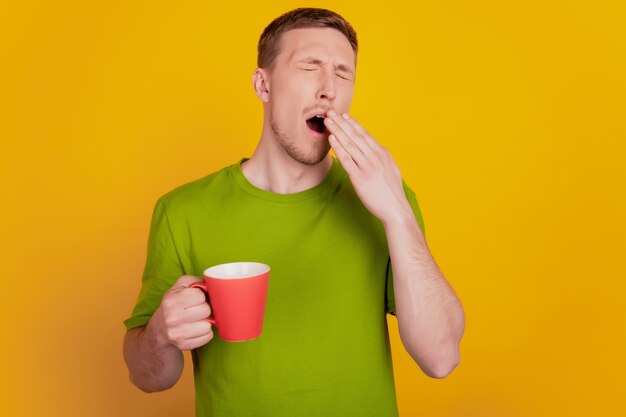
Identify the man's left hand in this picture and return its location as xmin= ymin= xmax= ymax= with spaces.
xmin=324 ymin=110 xmax=412 ymax=225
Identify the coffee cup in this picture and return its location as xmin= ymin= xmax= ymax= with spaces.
xmin=189 ymin=262 xmax=270 ymax=342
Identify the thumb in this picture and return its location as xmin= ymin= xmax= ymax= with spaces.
xmin=172 ymin=274 xmax=203 ymax=290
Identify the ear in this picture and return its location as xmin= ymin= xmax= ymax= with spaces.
xmin=252 ymin=68 xmax=270 ymax=103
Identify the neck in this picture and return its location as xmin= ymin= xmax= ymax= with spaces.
xmin=241 ymin=136 xmax=334 ymax=195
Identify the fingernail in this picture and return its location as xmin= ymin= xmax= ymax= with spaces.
xmin=341 ymin=113 xmax=349 ymax=119
xmin=325 ymin=117 xmax=334 ymax=125
xmin=328 ymin=110 xmax=337 ymax=116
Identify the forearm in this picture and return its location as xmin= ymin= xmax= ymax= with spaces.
xmin=123 ymin=316 xmax=184 ymax=392
xmin=383 ymin=206 xmax=465 ymax=378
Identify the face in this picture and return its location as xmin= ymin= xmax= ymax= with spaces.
xmin=254 ymin=27 xmax=356 ymax=165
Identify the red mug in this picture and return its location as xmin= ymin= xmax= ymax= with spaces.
xmin=189 ymin=262 xmax=270 ymax=342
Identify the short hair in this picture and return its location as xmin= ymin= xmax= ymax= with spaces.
xmin=257 ymin=7 xmax=358 ymax=71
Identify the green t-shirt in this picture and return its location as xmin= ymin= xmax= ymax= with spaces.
xmin=124 ymin=156 xmax=425 ymax=417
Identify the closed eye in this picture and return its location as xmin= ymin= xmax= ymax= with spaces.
xmin=301 ymin=68 xmax=351 ymax=80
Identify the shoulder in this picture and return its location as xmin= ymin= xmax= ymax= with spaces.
xmin=156 ymin=162 xmax=236 ymax=214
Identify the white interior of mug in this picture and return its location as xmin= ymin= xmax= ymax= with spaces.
xmin=204 ymin=262 xmax=270 ymax=279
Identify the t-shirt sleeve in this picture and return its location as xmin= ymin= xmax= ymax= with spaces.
xmin=123 ymin=196 xmax=186 ymax=330
xmin=385 ymin=180 xmax=425 ymax=316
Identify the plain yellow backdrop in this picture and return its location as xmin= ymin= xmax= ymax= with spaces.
xmin=1 ymin=1 xmax=624 ymax=416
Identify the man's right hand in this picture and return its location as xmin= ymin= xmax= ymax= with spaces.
xmin=147 ymin=275 xmax=214 ymax=351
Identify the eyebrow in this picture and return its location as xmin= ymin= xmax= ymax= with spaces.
xmin=296 ymin=56 xmax=354 ymax=75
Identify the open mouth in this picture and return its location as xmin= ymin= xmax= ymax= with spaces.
xmin=305 ymin=114 xmax=327 ymax=136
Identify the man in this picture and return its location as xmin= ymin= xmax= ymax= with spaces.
xmin=123 ymin=7 xmax=465 ymax=417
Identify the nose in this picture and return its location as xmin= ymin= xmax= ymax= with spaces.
xmin=317 ymin=71 xmax=337 ymax=102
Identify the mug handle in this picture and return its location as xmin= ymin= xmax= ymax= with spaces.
xmin=188 ymin=282 xmax=217 ymax=326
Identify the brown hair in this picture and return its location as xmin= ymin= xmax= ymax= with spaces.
xmin=257 ymin=8 xmax=358 ymax=71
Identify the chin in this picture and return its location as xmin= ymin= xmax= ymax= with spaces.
xmin=288 ymin=142 xmax=330 ymax=166
xmin=270 ymin=120 xmax=330 ymax=166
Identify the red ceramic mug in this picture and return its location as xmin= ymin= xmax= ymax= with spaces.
xmin=189 ymin=262 xmax=270 ymax=342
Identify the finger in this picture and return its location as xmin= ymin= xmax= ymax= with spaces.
xmin=341 ymin=113 xmax=383 ymax=151
xmin=325 ymin=117 xmax=368 ymax=168
xmin=333 ymin=112 xmax=374 ymax=154
xmin=172 ymin=320 xmax=214 ymax=350
xmin=329 ymin=134 xmax=358 ymax=175
xmin=180 ymin=319 xmax=214 ymax=339
xmin=180 ymin=286 xmax=209 ymax=307
xmin=181 ymin=302 xmax=212 ymax=322
xmin=177 ymin=331 xmax=214 ymax=351
xmin=173 ymin=275 xmax=203 ymax=289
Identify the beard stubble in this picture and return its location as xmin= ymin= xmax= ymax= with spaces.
xmin=270 ymin=118 xmax=330 ymax=166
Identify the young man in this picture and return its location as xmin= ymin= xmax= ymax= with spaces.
xmin=123 ymin=7 xmax=465 ymax=417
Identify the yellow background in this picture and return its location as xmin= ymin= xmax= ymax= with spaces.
xmin=1 ymin=1 xmax=624 ymax=416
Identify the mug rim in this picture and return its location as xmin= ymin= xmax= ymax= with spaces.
xmin=203 ymin=261 xmax=270 ymax=279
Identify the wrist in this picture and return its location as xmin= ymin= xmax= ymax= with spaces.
xmin=382 ymin=202 xmax=416 ymax=230
xmin=145 ymin=309 xmax=176 ymax=350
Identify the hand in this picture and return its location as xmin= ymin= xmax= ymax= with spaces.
xmin=148 ymin=275 xmax=214 ymax=351
xmin=324 ymin=110 xmax=413 ymax=225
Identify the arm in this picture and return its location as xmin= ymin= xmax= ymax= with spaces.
xmin=383 ymin=208 xmax=465 ymax=378
xmin=322 ymin=110 xmax=465 ymax=378
xmin=123 ymin=321 xmax=184 ymax=393
xmin=123 ymin=275 xmax=214 ymax=392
